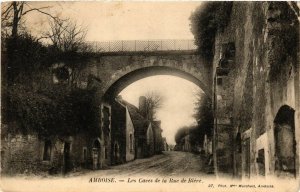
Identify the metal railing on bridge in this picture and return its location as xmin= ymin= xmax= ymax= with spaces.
xmin=87 ymin=39 xmax=197 ymax=53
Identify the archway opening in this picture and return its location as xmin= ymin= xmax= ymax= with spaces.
xmin=92 ymin=139 xmax=101 ymax=170
xmin=274 ymin=105 xmax=296 ymax=176
xmin=105 ymin=69 xmax=213 ymax=159
xmin=93 ymin=139 xmax=101 ymax=148
xmin=103 ymin=66 xmax=211 ymax=101
xmin=101 ymin=63 xmax=213 ymax=176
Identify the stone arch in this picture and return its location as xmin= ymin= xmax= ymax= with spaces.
xmin=93 ymin=138 xmax=101 ymax=148
xmin=102 ymin=65 xmax=211 ymax=101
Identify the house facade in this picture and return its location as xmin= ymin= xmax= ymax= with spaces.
xmin=111 ymin=97 xmax=135 ymax=165
xmin=182 ymin=134 xmax=192 ymax=152
xmin=120 ymin=98 xmax=156 ymax=159
xmin=162 ymin=137 xmax=169 ymax=151
xmin=133 ymin=120 xmax=154 ymax=159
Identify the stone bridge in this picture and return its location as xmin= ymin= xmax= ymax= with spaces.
xmin=82 ymin=50 xmax=212 ymax=102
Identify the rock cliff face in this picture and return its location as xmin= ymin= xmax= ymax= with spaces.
xmin=212 ymin=2 xmax=299 ymax=177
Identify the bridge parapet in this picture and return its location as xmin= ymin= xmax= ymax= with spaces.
xmin=87 ymin=39 xmax=197 ymax=53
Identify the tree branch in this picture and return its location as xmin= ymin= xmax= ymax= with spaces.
xmin=1 ymin=3 xmax=14 ymax=20
xmin=22 ymin=8 xmax=58 ymax=21
xmin=2 ymin=3 xmax=13 ymax=15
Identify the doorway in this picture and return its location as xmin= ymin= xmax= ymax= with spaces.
xmin=242 ymin=138 xmax=251 ymax=178
xmin=274 ymin=105 xmax=296 ymax=176
xmin=63 ymin=142 xmax=71 ymax=173
xmin=114 ymin=142 xmax=120 ymax=164
xmin=92 ymin=139 xmax=101 ymax=170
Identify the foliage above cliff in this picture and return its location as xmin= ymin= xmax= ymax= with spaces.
xmin=4 ymin=33 xmax=93 ymax=84
xmin=190 ymin=2 xmax=233 ymax=59
xmin=2 ymin=2 xmax=97 ymax=137
xmin=4 ymin=84 xmax=98 ymax=136
xmin=267 ymin=2 xmax=299 ymax=81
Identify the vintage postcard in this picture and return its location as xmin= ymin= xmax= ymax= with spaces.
xmin=1 ymin=1 xmax=300 ymax=192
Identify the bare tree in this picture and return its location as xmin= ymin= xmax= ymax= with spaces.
xmin=144 ymin=91 xmax=164 ymax=121
xmin=1 ymin=2 xmax=66 ymax=39
xmin=45 ymin=18 xmax=90 ymax=88
xmin=45 ymin=19 xmax=88 ymax=52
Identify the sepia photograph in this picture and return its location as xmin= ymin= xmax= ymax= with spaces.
xmin=0 ymin=1 xmax=300 ymax=192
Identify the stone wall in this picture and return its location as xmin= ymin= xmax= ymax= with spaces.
xmin=1 ymin=125 xmax=100 ymax=175
xmin=1 ymin=132 xmax=43 ymax=174
xmin=82 ymin=51 xmax=212 ymax=103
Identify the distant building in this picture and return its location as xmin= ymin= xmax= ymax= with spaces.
xmin=203 ymin=134 xmax=212 ymax=155
xmin=168 ymin=144 xmax=175 ymax=151
xmin=133 ymin=119 xmax=154 ymax=158
xmin=162 ymin=137 xmax=169 ymax=151
xmin=152 ymin=121 xmax=163 ymax=154
xmin=182 ymin=134 xmax=191 ymax=152
xmin=117 ymin=98 xmax=155 ymax=158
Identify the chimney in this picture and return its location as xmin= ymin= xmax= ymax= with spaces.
xmin=139 ymin=96 xmax=146 ymax=117
xmin=154 ymin=120 xmax=161 ymax=128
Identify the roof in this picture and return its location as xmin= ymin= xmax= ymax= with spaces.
xmin=116 ymin=97 xmax=151 ymax=136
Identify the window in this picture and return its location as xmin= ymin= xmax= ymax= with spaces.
xmin=52 ymin=66 xmax=70 ymax=84
xmin=43 ymin=140 xmax=52 ymax=161
xmin=235 ymin=132 xmax=241 ymax=153
xmin=102 ymin=106 xmax=111 ymax=134
xmin=105 ymin=147 xmax=108 ymax=159
xmin=129 ymin=134 xmax=133 ymax=153
xmin=217 ymin=77 xmax=223 ymax=86
xmin=83 ymin=147 xmax=87 ymax=161
xmin=217 ymin=42 xmax=235 ymax=76
xmin=257 ymin=149 xmax=265 ymax=176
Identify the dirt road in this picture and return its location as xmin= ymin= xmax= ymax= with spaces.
xmin=77 ymin=151 xmax=212 ymax=177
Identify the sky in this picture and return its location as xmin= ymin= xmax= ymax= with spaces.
xmin=22 ymin=1 xmax=202 ymax=41
xmin=120 ymin=75 xmax=203 ymax=145
xmin=21 ymin=2 xmax=204 ymax=145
